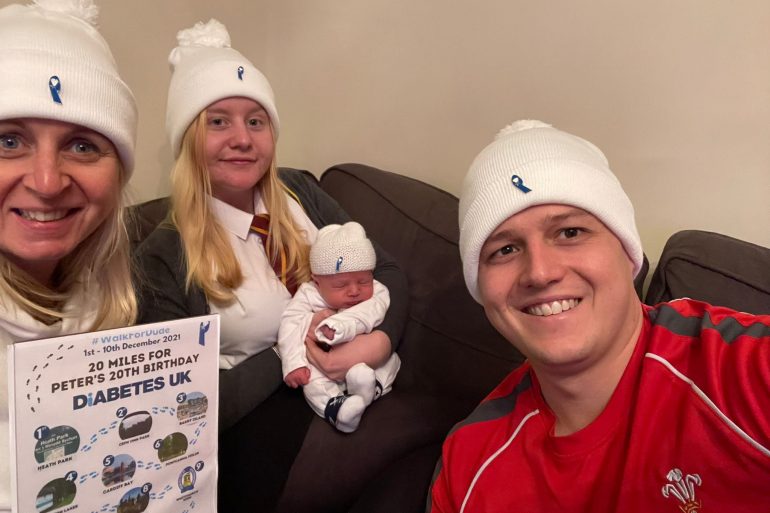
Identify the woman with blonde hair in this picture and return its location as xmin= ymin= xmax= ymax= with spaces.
xmin=136 ymin=19 xmax=407 ymax=510
xmin=0 ymin=1 xmax=137 ymax=510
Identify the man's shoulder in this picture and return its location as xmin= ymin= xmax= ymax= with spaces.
xmin=640 ymin=300 xmax=770 ymax=463
xmin=646 ymin=297 xmax=765 ymax=317
xmin=644 ymin=299 xmax=770 ymax=346
xmin=448 ymin=364 xmax=537 ymax=439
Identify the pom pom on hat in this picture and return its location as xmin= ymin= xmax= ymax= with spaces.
xmin=166 ymin=18 xmax=279 ymax=157
xmin=174 ymin=18 xmax=230 ymax=49
xmin=458 ymin=120 xmax=643 ymax=304
xmin=495 ymin=119 xmax=552 ymax=138
xmin=33 ymin=0 xmax=99 ymax=24
xmin=0 ymin=0 xmax=138 ymax=174
xmin=310 ymin=222 xmax=376 ymax=276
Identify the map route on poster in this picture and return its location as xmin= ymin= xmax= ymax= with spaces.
xmin=8 ymin=315 xmax=219 ymax=513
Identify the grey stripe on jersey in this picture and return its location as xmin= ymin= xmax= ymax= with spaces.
xmin=426 ymin=371 xmax=534 ymax=513
xmin=449 ymin=371 xmax=533 ymax=437
xmin=648 ymin=303 xmax=770 ymax=343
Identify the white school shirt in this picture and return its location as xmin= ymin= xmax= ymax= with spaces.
xmin=0 ymin=281 xmax=99 ymax=513
xmin=209 ymin=191 xmax=317 ymax=370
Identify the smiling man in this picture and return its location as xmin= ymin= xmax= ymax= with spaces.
xmin=428 ymin=120 xmax=770 ymax=512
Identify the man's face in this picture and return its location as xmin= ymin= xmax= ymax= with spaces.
xmin=314 ymin=270 xmax=375 ymax=310
xmin=477 ymin=204 xmax=641 ymax=374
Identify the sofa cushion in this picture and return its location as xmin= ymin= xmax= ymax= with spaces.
xmin=645 ymin=230 xmax=770 ymax=314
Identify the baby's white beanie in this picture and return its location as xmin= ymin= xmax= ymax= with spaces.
xmin=310 ymin=222 xmax=376 ymax=275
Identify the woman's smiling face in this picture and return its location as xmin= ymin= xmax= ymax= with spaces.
xmin=204 ymin=97 xmax=275 ymax=212
xmin=0 ymin=118 xmax=121 ymax=285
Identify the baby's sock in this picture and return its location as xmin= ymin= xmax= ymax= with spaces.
xmin=335 ymin=395 xmax=366 ymax=433
xmin=346 ymin=363 xmax=376 ymax=406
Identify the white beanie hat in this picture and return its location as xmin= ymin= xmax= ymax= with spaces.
xmin=310 ymin=222 xmax=377 ymax=276
xmin=459 ymin=120 xmax=643 ymax=304
xmin=166 ymin=19 xmax=279 ymax=157
xmin=0 ymin=0 xmax=138 ymax=175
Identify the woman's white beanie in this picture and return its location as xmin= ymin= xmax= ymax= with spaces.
xmin=310 ymin=222 xmax=377 ymax=276
xmin=459 ymin=120 xmax=643 ymax=304
xmin=0 ymin=0 xmax=138 ymax=174
xmin=166 ymin=18 xmax=279 ymax=157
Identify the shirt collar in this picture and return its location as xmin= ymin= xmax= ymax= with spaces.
xmin=210 ymin=191 xmax=267 ymax=241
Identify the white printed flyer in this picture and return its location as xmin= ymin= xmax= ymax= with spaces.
xmin=6 ymin=315 xmax=219 ymax=513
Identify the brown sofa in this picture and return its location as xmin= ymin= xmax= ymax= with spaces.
xmin=129 ymin=163 xmax=770 ymax=513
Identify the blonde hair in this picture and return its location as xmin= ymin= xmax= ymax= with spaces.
xmin=171 ymin=111 xmax=310 ymax=304
xmin=0 ymin=174 xmax=137 ymax=330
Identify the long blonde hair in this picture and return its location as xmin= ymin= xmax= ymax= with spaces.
xmin=171 ymin=111 xmax=310 ymax=304
xmin=0 ymin=177 xmax=137 ymax=330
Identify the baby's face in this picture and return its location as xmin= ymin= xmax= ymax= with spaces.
xmin=313 ymin=270 xmax=374 ymax=310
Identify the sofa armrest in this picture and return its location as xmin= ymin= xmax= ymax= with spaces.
xmin=645 ymin=230 xmax=770 ymax=314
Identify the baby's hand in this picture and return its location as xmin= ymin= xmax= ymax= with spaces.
xmin=319 ymin=325 xmax=336 ymax=341
xmin=306 ymin=309 xmax=335 ymax=344
xmin=284 ymin=367 xmax=311 ymax=388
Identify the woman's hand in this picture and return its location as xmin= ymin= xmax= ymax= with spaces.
xmin=305 ymin=330 xmax=391 ymax=382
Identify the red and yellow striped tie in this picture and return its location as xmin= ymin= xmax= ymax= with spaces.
xmin=250 ymin=214 xmax=297 ymax=295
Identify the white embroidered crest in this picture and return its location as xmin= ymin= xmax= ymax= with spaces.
xmin=661 ymin=468 xmax=702 ymax=512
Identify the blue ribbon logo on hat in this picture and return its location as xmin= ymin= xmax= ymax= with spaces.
xmin=49 ymin=76 xmax=62 ymax=104
xmin=237 ymin=66 xmax=244 ymax=80
xmin=335 ymin=256 xmax=344 ymax=272
xmin=511 ymin=174 xmax=531 ymax=193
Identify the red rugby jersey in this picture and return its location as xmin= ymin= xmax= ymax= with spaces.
xmin=429 ymin=300 xmax=770 ymax=513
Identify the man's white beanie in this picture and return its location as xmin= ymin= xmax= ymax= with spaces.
xmin=459 ymin=120 xmax=643 ymax=304
xmin=166 ymin=18 xmax=279 ymax=157
xmin=310 ymin=222 xmax=376 ymax=276
xmin=0 ymin=0 xmax=138 ymax=175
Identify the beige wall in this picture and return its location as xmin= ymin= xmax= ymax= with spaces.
xmin=5 ymin=0 xmax=769 ymax=265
